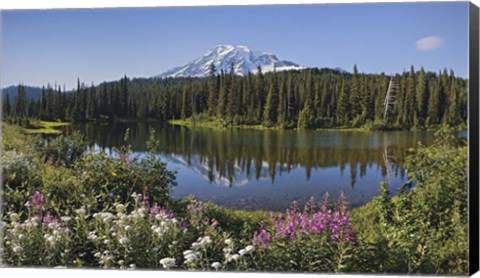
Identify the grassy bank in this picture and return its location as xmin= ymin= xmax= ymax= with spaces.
xmin=24 ymin=120 xmax=71 ymax=134
xmin=169 ymin=118 xmax=374 ymax=132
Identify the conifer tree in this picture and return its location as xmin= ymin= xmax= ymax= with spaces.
xmin=207 ymin=63 xmax=217 ymax=116
xmin=349 ymin=65 xmax=361 ymax=119
xmin=2 ymin=93 xmax=11 ymax=117
xmin=12 ymin=84 xmax=29 ymax=117
xmin=337 ymin=80 xmax=349 ymax=125
xmin=217 ymin=70 xmax=227 ymax=118
xmin=298 ymin=70 xmax=315 ymax=129
xmin=263 ymin=75 xmax=278 ymax=127
xmin=415 ymin=68 xmax=428 ymax=126
xmin=404 ymin=66 xmax=417 ymax=128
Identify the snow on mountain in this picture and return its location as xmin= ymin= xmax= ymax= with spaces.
xmin=156 ymin=45 xmax=304 ymax=78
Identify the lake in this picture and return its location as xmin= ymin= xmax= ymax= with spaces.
xmin=64 ymin=123 xmax=457 ymax=211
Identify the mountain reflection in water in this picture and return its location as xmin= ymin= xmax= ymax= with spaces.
xmin=65 ymin=122 xmax=450 ymax=211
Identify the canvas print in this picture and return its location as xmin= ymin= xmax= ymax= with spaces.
xmin=0 ymin=1 xmax=477 ymax=275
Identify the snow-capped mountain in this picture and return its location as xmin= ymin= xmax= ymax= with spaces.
xmin=157 ymin=45 xmax=304 ymax=78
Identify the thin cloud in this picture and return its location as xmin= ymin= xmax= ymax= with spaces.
xmin=416 ymin=36 xmax=444 ymax=51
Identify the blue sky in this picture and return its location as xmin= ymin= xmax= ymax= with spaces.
xmin=1 ymin=2 xmax=469 ymax=89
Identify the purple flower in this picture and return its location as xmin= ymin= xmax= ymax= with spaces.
xmin=150 ymin=203 xmax=174 ymax=219
xmin=32 ymin=191 xmax=45 ymax=210
xmin=259 ymin=195 xmax=356 ymax=245
xmin=43 ymin=213 xmax=63 ymax=228
xmin=253 ymin=229 xmax=272 ymax=249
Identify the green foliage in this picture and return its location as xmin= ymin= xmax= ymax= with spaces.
xmin=3 ymin=67 xmax=467 ymax=130
xmin=2 ymin=150 xmax=41 ymax=189
xmin=368 ymin=127 xmax=468 ymax=274
xmin=34 ymin=131 xmax=87 ymax=166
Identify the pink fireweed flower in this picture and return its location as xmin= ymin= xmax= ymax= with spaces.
xmin=32 ymin=191 xmax=45 ymax=210
xmin=328 ymin=211 xmax=355 ymax=243
xmin=252 ymin=229 xmax=272 ymax=249
xmin=43 ymin=213 xmax=64 ymax=228
xmin=265 ymin=197 xmax=356 ymax=244
xmin=150 ymin=203 xmax=174 ymax=220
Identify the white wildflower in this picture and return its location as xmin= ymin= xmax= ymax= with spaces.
xmin=211 ymin=262 xmax=222 ymax=270
xmin=231 ymin=254 xmax=240 ymax=261
xmin=18 ymin=234 xmax=25 ymax=240
xmin=115 ymin=204 xmax=125 ymax=211
xmin=87 ymin=232 xmax=98 ymax=240
xmin=159 ymin=257 xmax=176 ymax=269
xmin=12 ymin=245 xmax=23 ymax=253
xmin=191 ymin=242 xmax=201 ymax=249
xmin=245 ymin=245 xmax=255 ymax=252
xmin=125 ymin=225 xmax=132 ymax=231
xmin=223 ymin=247 xmax=233 ymax=254
xmin=224 ymin=238 xmax=233 ymax=245
xmin=119 ymin=237 xmax=130 ymax=245
xmin=75 ymin=207 xmax=86 ymax=215
xmin=183 ymin=250 xmax=194 ymax=256
xmin=46 ymin=235 xmax=57 ymax=244
xmin=238 ymin=249 xmax=247 ymax=256
xmin=60 ymin=216 xmax=71 ymax=222
xmin=200 ymin=236 xmax=212 ymax=246
xmin=184 ymin=253 xmax=198 ymax=264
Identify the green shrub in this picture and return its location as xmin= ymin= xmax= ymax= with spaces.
xmin=372 ymin=127 xmax=468 ymax=274
xmin=34 ymin=131 xmax=87 ymax=166
xmin=2 ymin=150 xmax=41 ymax=189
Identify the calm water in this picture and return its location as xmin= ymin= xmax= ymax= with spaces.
xmin=65 ymin=123 xmax=458 ymax=211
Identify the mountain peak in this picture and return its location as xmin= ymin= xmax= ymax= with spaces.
xmin=157 ymin=45 xmax=304 ymax=78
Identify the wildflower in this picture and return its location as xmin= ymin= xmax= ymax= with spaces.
xmin=13 ymin=245 xmax=24 ymax=253
xmin=119 ymin=237 xmax=130 ymax=245
xmin=238 ymin=249 xmax=247 ymax=256
xmin=253 ymin=229 xmax=272 ymax=249
xmin=18 ymin=234 xmax=25 ymax=240
xmin=211 ymin=262 xmax=222 ymax=270
xmin=191 ymin=242 xmax=201 ymax=249
xmin=115 ymin=203 xmax=125 ymax=212
xmin=200 ymin=236 xmax=212 ymax=246
xmin=87 ymin=232 xmax=98 ymax=241
xmin=45 ymin=235 xmax=57 ymax=244
xmin=223 ymin=247 xmax=233 ymax=254
xmin=9 ymin=213 xmax=19 ymax=221
xmin=231 ymin=254 xmax=240 ymax=261
xmin=184 ymin=253 xmax=198 ymax=264
xmin=32 ymin=191 xmax=45 ymax=210
xmin=60 ymin=216 xmax=71 ymax=222
xmin=125 ymin=225 xmax=132 ymax=231
xmin=75 ymin=207 xmax=86 ymax=216
xmin=224 ymin=238 xmax=233 ymax=245
xmin=245 ymin=245 xmax=255 ymax=252
xmin=159 ymin=257 xmax=176 ymax=269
